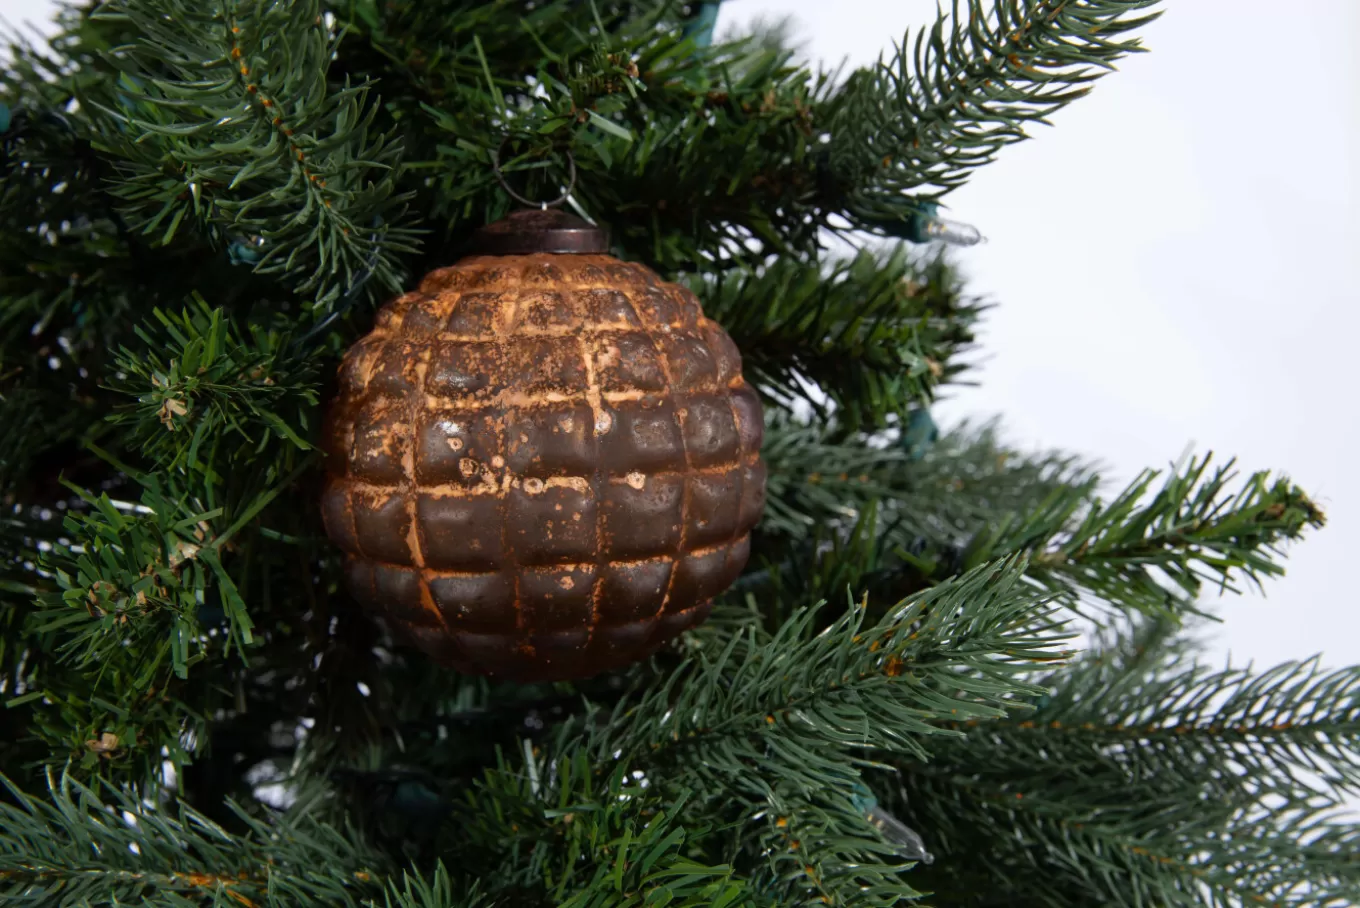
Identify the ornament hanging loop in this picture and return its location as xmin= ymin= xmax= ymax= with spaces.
xmin=490 ymin=139 xmax=577 ymax=211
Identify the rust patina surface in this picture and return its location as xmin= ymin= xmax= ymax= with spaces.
xmin=321 ymin=250 xmax=765 ymax=681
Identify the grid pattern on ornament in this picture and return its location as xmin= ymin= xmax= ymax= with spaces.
xmin=320 ymin=255 xmax=765 ymax=671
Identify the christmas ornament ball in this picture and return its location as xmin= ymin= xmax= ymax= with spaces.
xmin=320 ymin=210 xmax=765 ymax=682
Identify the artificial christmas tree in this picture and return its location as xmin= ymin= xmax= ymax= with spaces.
xmin=0 ymin=1 xmax=1352 ymax=907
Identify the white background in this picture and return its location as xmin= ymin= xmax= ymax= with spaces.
xmin=6 ymin=0 xmax=1357 ymax=672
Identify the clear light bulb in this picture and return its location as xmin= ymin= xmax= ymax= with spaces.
xmin=922 ymin=215 xmax=984 ymax=246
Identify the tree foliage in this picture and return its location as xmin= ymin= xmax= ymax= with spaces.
xmin=0 ymin=771 xmax=385 ymax=906
xmin=2 ymin=1 xmax=1349 ymax=906
xmin=897 ymin=616 xmax=1360 ymax=906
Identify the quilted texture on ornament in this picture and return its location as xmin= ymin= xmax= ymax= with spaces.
xmin=321 ymin=254 xmax=765 ymax=681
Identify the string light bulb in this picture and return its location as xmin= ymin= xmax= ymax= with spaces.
xmin=682 ymin=1 xmax=723 ymax=49
xmin=850 ymin=783 xmax=935 ymax=865
xmin=227 ymin=234 xmax=265 ymax=266
xmin=911 ymin=201 xmax=984 ymax=247
xmin=921 ymin=214 xmax=983 ymax=246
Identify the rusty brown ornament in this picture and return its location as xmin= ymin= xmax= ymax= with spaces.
xmin=321 ymin=211 xmax=765 ymax=682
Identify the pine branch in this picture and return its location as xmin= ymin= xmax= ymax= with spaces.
xmin=904 ymin=796 xmax=1360 ymax=908
xmin=808 ymin=445 xmax=1324 ymax=621
xmin=1028 ymin=630 xmax=1360 ymax=802
xmin=451 ymin=751 xmax=761 ymax=907
xmin=740 ymin=784 xmax=924 ymax=908
xmin=332 ymin=0 xmax=829 ymax=271
xmin=894 ymin=618 xmax=1360 ymax=907
xmin=893 ymin=420 xmax=1101 ymax=545
xmin=1 ymin=32 xmax=142 ymax=458
xmin=610 ymin=559 xmax=1063 ymax=767
xmin=327 ymin=0 xmax=665 ymax=128
xmin=84 ymin=0 xmax=420 ymax=311
xmin=326 ymin=0 xmax=663 ymax=226
xmin=383 ymin=862 xmax=490 ymax=908
xmin=2 ymin=13 xmax=137 ymax=283
xmin=107 ymin=299 xmax=320 ymax=472
xmin=758 ymin=418 xmax=1094 ymax=545
xmin=0 ymin=771 xmax=385 ymax=907
xmin=975 ymin=453 xmax=1325 ymax=618
xmin=699 ymin=246 xmax=982 ymax=428
xmin=558 ymin=560 xmax=1067 ymax=906
xmin=16 ymin=458 xmax=311 ymax=780
xmin=573 ymin=35 xmax=825 ymax=269
xmin=745 ymin=419 xmax=1098 ymax=631
xmin=818 ymin=0 xmax=1165 ymax=232
xmin=2 ymin=20 xmax=297 ymax=446
xmin=762 ymin=420 xmax=1323 ymax=628
xmin=757 ymin=416 xmax=917 ymax=540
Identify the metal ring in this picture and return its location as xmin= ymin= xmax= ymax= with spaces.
xmin=490 ymin=139 xmax=576 ymax=210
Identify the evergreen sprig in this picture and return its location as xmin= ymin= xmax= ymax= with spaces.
xmin=0 ymin=771 xmax=385 ymax=907
xmin=574 ymin=33 xmax=823 ymax=268
xmin=700 ymin=246 xmax=981 ymax=428
xmin=406 ymin=15 xmax=826 ymax=271
xmin=107 ymin=299 xmax=320 ymax=471
xmin=453 ymin=751 xmax=760 ymax=907
xmin=85 ymin=0 xmax=419 ymax=311
xmin=895 ymin=420 xmax=1100 ymax=545
xmin=762 ymin=423 xmax=1323 ymax=621
xmin=569 ymin=560 xmax=1068 ymax=906
xmin=608 ymin=559 xmax=1064 ymax=769
xmin=739 ymin=783 xmax=922 ymax=908
xmin=749 ymin=429 xmax=1324 ymax=658
xmin=963 ymin=453 xmax=1326 ymax=618
xmin=37 ymin=474 xmax=254 ymax=666
xmin=758 ymin=419 xmax=1093 ymax=545
xmin=757 ymin=416 xmax=916 ymax=540
xmin=896 ymin=618 xmax=1360 ymax=906
xmin=14 ymin=461 xmax=306 ymax=780
xmin=819 ymin=0 xmax=1165 ymax=233
xmin=383 ymin=863 xmax=489 ymax=908
xmin=1041 ymin=615 xmax=1360 ymax=801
